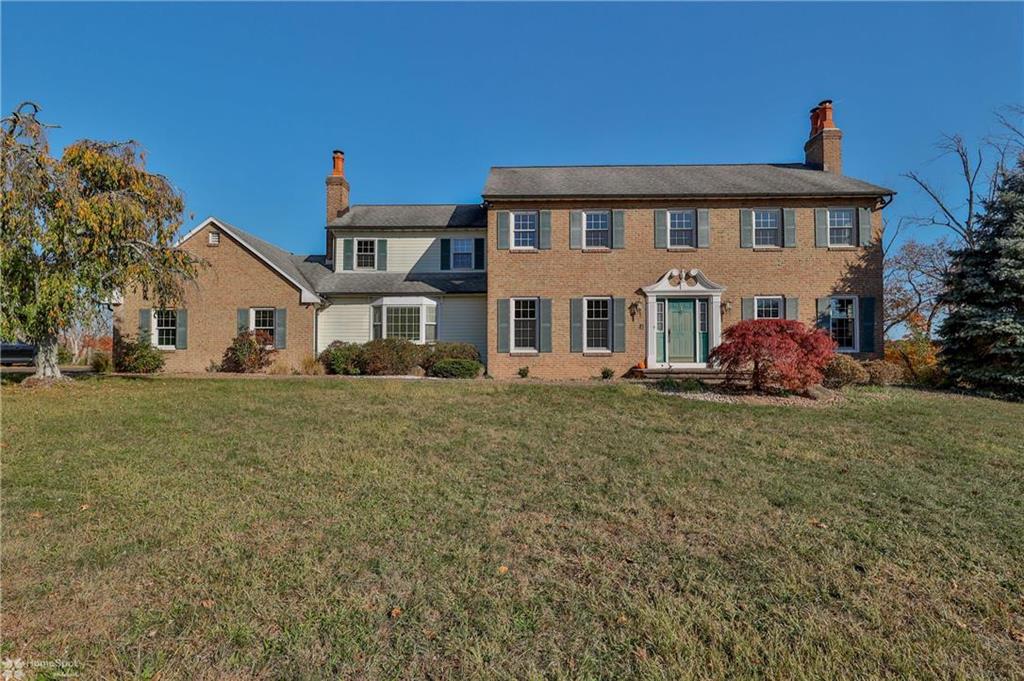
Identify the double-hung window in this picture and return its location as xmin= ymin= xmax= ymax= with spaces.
xmin=512 ymin=298 xmax=538 ymax=352
xmin=828 ymin=208 xmax=856 ymax=246
xmin=355 ymin=239 xmax=376 ymax=269
xmin=451 ymin=238 xmax=474 ymax=270
xmin=584 ymin=297 xmax=611 ymax=352
xmin=753 ymin=209 xmax=781 ymax=247
xmin=512 ymin=212 xmax=538 ymax=249
xmin=754 ymin=296 xmax=783 ymax=320
xmin=830 ymin=296 xmax=858 ymax=351
xmin=668 ymin=210 xmax=696 ymax=248
xmin=584 ymin=211 xmax=611 ymax=249
xmin=253 ymin=308 xmax=276 ymax=344
xmin=154 ymin=310 xmax=177 ymax=349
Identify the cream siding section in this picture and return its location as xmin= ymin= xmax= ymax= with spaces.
xmin=316 ymin=296 xmax=371 ymax=353
xmin=332 ymin=231 xmax=485 ymax=273
xmin=439 ymin=295 xmax=487 ymax=358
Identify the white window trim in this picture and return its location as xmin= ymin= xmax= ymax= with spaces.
xmin=753 ymin=295 xmax=784 ymax=320
xmin=510 ymin=211 xmax=539 ymax=251
xmin=152 ymin=309 xmax=177 ymax=350
xmin=752 ymin=208 xmax=783 ymax=248
xmin=355 ymin=238 xmax=377 ymax=271
xmin=583 ymin=296 xmax=612 ymax=353
xmin=830 ymin=294 xmax=860 ymax=352
xmin=450 ymin=238 xmax=475 ymax=271
xmin=510 ymin=297 xmax=539 ymax=353
xmin=582 ymin=210 xmax=612 ymax=250
xmin=248 ymin=307 xmax=277 ymax=348
xmin=667 ymin=209 xmax=697 ymax=249
xmin=827 ymin=207 xmax=857 ymax=248
xmin=369 ymin=297 xmax=438 ymax=345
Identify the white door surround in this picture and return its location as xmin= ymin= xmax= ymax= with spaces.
xmin=642 ymin=268 xmax=726 ymax=369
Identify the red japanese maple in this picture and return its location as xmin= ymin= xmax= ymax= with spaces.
xmin=709 ymin=320 xmax=835 ymax=392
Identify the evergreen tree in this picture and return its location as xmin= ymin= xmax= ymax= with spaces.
xmin=937 ymin=154 xmax=1024 ymax=400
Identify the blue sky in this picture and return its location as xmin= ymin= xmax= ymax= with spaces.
xmin=3 ymin=2 xmax=1021 ymax=255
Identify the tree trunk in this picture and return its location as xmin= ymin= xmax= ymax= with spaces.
xmin=34 ymin=335 xmax=63 ymax=380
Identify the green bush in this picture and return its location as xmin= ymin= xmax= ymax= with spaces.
xmin=57 ymin=344 xmax=75 ymax=365
xmin=116 ymin=335 xmax=165 ymax=373
xmin=654 ymin=376 xmax=704 ymax=393
xmin=518 ymin=366 xmax=530 ymax=378
xmin=822 ymin=354 xmax=869 ymax=389
xmin=419 ymin=342 xmax=481 ymax=374
xmin=429 ymin=358 xmax=482 ymax=379
xmin=90 ymin=351 xmax=112 ymax=374
xmin=221 ymin=331 xmax=277 ymax=373
xmin=600 ymin=367 xmax=615 ymax=380
xmin=360 ymin=338 xmax=423 ymax=375
xmin=862 ymin=359 xmax=903 ymax=386
xmin=319 ymin=341 xmax=364 ymax=375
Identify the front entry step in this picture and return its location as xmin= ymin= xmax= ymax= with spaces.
xmin=634 ymin=366 xmax=745 ymax=385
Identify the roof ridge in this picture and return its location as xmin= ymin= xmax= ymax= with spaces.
xmin=488 ymin=162 xmax=808 ymax=170
xmin=351 ymin=203 xmax=483 ymax=207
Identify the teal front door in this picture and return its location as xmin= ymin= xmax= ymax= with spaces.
xmin=668 ymin=299 xmax=696 ymax=363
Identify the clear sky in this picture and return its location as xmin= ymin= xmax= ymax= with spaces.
xmin=3 ymin=2 xmax=1022 ymax=255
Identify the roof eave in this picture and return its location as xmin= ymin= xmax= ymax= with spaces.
xmin=482 ymin=190 xmax=896 ymax=201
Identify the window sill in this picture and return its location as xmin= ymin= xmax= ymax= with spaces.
xmin=667 ymin=246 xmax=697 ymax=252
xmin=157 ymin=347 xmax=176 ymax=352
xmin=752 ymin=246 xmax=783 ymax=252
xmin=509 ymin=247 xmax=540 ymax=253
xmin=836 ymin=347 xmax=859 ymax=353
xmin=827 ymin=246 xmax=859 ymax=252
xmin=582 ymin=247 xmax=612 ymax=253
xmin=583 ymin=350 xmax=612 ymax=356
xmin=509 ymin=350 xmax=539 ymax=356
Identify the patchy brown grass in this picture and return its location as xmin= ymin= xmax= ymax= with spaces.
xmin=2 ymin=378 xmax=1023 ymax=679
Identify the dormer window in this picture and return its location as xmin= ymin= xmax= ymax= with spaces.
xmin=451 ymin=238 xmax=474 ymax=270
xmin=355 ymin=239 xmax=376 ymax=269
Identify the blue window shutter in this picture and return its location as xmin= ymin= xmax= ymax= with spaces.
xmin=569 ymin=211 xmax=582 ymax=249
xmin=342 ymin=238 xmax=354 ymax=270
xmin=496 ymin=299 xmax=509 ymax=353
xmin=785 ymin=297 xmax=799 ymax=321
xmin=741 ymin=298 xmax=754 ymax=320
xmin=859 ymin=297 xmax=876 ymax=353
xmin=175 ymin=310 xmax=188 ymax=349
xmin=274 ymin=308 xmax=287 ymax=349
xmin=654 ymin=210 xmax=667 ymax=249
xmin=440 ymin=238 xmax=451 ymax=270
xmin=138 ymin=308 xmax=151 ymax=340
xmin=815 ymin=209 xmax=828 ymax=247
xmin=740 ymin=210 xmax=753 ymax=248
xmin=697 ymin=209 xmax=711 ymax=248
xmin=611 ymin=210 xmax=626 ymax=249
xmin=612 ymin=297 xmax=626 ymax=352
xmin=474 ymin=238 xmax=485 ymax=270
xmin=816 ymin=298 xmax=831 ymax=330
xmin=539 ymin=211 xmax=551 ymax=249
xmin=570 ymin=298 xmax=583 ymax=352
xmin=496 ymin=211 xmax=510 ymax=250
xmin=376 ymin=239 xmax=387 ymax=271
xmin=237 ymin=308 xmax=250 ymax=335
xmin=858 ymin=207 xmax=873 ymax=247
xmin=539 ymin=298 xmax=552 ymax=352
xmin=783 ymin=209 xmax=797 ymax=247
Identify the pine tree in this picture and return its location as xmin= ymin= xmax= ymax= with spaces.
xmin=937 ymin=154 xmax=1024 ymax=400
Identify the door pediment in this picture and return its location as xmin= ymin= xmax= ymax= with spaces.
xmin=642 ymin=269 xmax=726 ymax=296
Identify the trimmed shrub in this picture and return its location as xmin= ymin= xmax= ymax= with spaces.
xmin=862 ymin=359 xmax=902 ymax=386
xmin=518 ymin=366 xmax=530 ymax=378
xmin=116 ymin=335 xmax=165 ymax=373
xmin=90 ymin=351 xmax=112 ymax=374
xmin=600 ymin=367 xmax=615 ymax=380
xmin=319 ymin=341 xmax=364 ymax=375
xmin=419 ymin=342 xmax=481 ymax=374
xmin=220 ymin=331 xmax=277 ymax=373
xmin=709 ymin=320 xmax=834 ymax=392
xmin=822 ymin=354 xmax=869 ymax=389
xmin=654 ymin=377 xmax=704 ymax=393
xmin=360 ymin=338 xmax=423 ymax=375
xmin=300 ymin=354 xmax=325 ymax=376
xmin=885 ymin=336 xmax=942 ymax=386
xmin=430 ymin=358 xmax=482 ymax=378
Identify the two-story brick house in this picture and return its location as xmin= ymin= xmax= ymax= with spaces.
xmin=114 ymin=100 xmax=893 ymax=378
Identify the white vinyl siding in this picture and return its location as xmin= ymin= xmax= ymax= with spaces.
xmin=438 ymin=295 xmax=487 ymax=359
xmin=334 ymin=231 xmax=485 ymax=273
xmin=316 ymin=296 xmax=372 ymax=352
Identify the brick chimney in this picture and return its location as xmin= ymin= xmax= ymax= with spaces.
xmin=325 ymin=150 xmax=349 ymax=261
xmin=803 ymin=100 xmax=843 ymax=174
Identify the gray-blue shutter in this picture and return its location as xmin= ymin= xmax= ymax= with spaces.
xmin=496 ymin=299 xmax=509 ymax=353
xmin=569 ymin=298 xmax=583 ymax=352
xmin=496 ymin=211 xmax=510 ymax=250
xmin=237 ymin=308 xmax=249 ymax=335
xmin=741 ymin=298 xmax=754 ymax=320
xmin=175 ymin=310 xmax=188 ymax=349
xmin=474 ymin=238 xmax=485 ymax=270
xmin=611 ymin=210 xmax=626 ymax=249
xmin=740 ymin=210 xmax=753 ymax=248
xmin=785 ymin=297 xmax=799 ymax=320
xmin=816 ymin=298 xmax=831 ymax=330
xmin=539 ymin=298 xmax=552 ymax=352
xmin=783 ymin=209 xmax=797 ymax=248
xmin=859 ymin=297 xmax=876 ymax=353
xmin=376 ymin=239 xmax=387 ymax=271
xmin=440 ymin=238 xmax=451 ymax=270
xmin=539 ymin=211 xmax=551 ymax=249
xmin=858 ymin=207 xmax=873 ymax=247
xmin=654 ymin=210 xmax=667 ymax=249
xmin=342 ymin=238 xmax=354 ymax=270
xmin=138 ymin=308 xmax=151 ymax=340
xmin=569 ymin=211 xmax=583 ymax=249
xmin=815 ymin=209 xmax=828 ymax=248
xmin=274 ymin=308 xmax=287 ymax=349
xmin=697 ymin=209 xmax=710 ymax=248
xmin=612 ymin=297 xmax=626 ymax=352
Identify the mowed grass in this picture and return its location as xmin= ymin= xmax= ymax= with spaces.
xmin=2 ymin=378 xmax=1023 ymax=680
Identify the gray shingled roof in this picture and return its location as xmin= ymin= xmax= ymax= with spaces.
xmin=292 ymin=256 xmax=486 ymax=295
xmin=482 ymin=164 xmax=894 ymax=199
xmin=328 ymin=204 xmax=487 ymax=229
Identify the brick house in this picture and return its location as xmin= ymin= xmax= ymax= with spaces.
xmin=114 ymin=100 xmax=893 ymax=378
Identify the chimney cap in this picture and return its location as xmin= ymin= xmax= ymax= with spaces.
xmin=818 ymin=99 xmax=833 ymax=106
xmin=333 ymin=149 xmax=345 ymax=156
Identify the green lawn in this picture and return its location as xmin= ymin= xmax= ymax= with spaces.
xmin=3 ymin=378 xmax=1023 ymax=679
